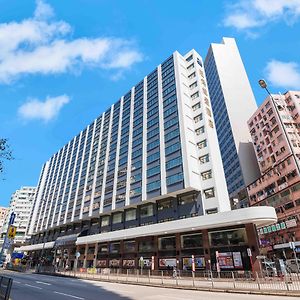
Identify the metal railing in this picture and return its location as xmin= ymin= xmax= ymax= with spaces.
xmin=0 ymin=276 xmax=13 ymax=300
xmin=38 ymin=267 xmax=300 ymax=293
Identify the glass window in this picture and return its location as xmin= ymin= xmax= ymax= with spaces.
xmin=110 ymin=242 xmax=120 ymax=253
xmin=195 ymin=126 xmax=204 ymax=135
xmin=197 ymin=139 xmax=207 ymax=149
xmin=199 ymin=154 xmax=209 ymax=164
xmin=124 ymin=240 xmax=135 ymax=253
xmin=201 ymin=170 xmax=212 ymax=180
xmin=166 ymin=157 xmax=182 ymax=170
xmin=147 ymin=165 xmax=160 ymax=177
xmin=112 ymin=212 xmax=122 ymax=224
xmin=192 ymin=102 xmax=201 ymax=111
xmin=101 ymin=216 xmax=110 ymax=227
xmin=140 ymin=204 xmax=154 ymax=218
xmin=139 ymin=240 xmax=154 ymax=252
xmin=178 ymin=193 xmax=196 ymax=205
xmin=194 ymin=114 xmax=203 ymax=123
xmin=181 ymin=233 xmax=203 ymax=249
xmin=125 ymin=209 xmax=136 ymax=221
xmin=147 ymin=180 xmax=161 ymax=192
xmin=209 ymin=228 xmax=248 ymax=246
xmin=166 ymin=173 xmax=183 ymax=185
xmin=158 ymin=236 xmax=176 ymax=250
xmin=204 ymin=188 xmax=214 ymax=198
xmin=158 ymin=199 xmax=173 ymax=210
xmin=164 ymin=117 xmax=178 ymax=130
xmin=165 ymin=143 xmax=181 ymax=155
xmin=147 ymin=152 xmax=160 ymax=163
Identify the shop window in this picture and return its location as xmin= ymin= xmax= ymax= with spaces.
xmin=209 ymin=228 xmax=247 ymax=246
xmin=110 ymin=242 xmax=120 ymax=254
xmin=97 ymin=243 xmax=108 ymax=254
xmin=139 ymin=240 xmax=154 ymax=252
xmin=158 ymin=236 xmax=176 ymax=250
xmin=140 ymin=204 xmax=154 ymax=218
xmin=87 ymin=246 xmax=95 ymax=254
xmin=181 ymin=233 xmax=202 ymax=249
xmin=124 ymin=240 xmax=135 ymax=253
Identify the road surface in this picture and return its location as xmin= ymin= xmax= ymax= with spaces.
xmin=1 ymin=270 xmax=298 ymax=300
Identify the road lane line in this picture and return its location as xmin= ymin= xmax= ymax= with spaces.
xmin=25 ymin=284 xmax=42 ymax=290
xmin=36 ymin=281 xmax=52 ymax=285
xmin=14 ymin=280 xmax=21 ymax=283
xmin=54 ymin=291 xmax=84 ymax=299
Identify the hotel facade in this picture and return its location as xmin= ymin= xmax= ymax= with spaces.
xmin=21 ymin=48 xmax=276 ymax=272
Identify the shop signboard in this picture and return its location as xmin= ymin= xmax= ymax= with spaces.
xmin=143 ymin=258 xmax=152 ymax=268
xmin=109 ymin=259 xmax=120 ymax=268
xmin=96 ymin=260 xmax=107 ymax=268
xmin=123 ymin=259 xmax=135 ymax=268
xmin=159 ymin=258 xmax=176 ymax=268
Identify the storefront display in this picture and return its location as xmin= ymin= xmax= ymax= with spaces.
xmin=96 ymin=260 xmax=107 ymax=268
xmin=159 ymin=258 xmax=176 ymax=267
xmin=182 ymin=257 xmax=205 ymax=269
xmin=123 ymin=259 xmax=135 ymax=268
xmin=109 ymin=259 xmax=120 ymax=267
xmin=217 ymin=252 xmax=243 ymax=269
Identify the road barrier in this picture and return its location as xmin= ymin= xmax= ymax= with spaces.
xmin=0 ymin=276 xmax=13 ymax=300
xmin=39 ymin=267 xmax=300 ymax=293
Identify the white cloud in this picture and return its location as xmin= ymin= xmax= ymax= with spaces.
xmin=265 ymin=60 xmax=300 ymax=89
xmin=224 ymin=0 xmax=300 ymax=31
xmin=18 ymin=95 xmax=70 ymax=122
xmin=0 ymin=0 xmax=143 ymax=83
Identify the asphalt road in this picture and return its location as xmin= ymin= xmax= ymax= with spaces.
xmin=1 ymin=270 xmax=298 ymax=300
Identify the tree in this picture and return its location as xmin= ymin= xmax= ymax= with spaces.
xmin=0 ymin=138 xmax=13 ymax=174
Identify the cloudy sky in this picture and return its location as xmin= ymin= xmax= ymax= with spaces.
xmin=0 ymin=0 xmax=300 ymax=205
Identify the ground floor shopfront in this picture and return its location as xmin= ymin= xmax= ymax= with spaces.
xmin=21 ymin=207 xmax=277 ymax=272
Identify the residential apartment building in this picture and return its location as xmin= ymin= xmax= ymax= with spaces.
xmin=247 ymin=91 xmax=300 ymax=258
xmin=1 ymin=187 xmax=36 ymax=245
xmin=204 ymin=38 xmax=260 ymax=208
xmin=0 ymin=207 xmax=8 ymax=232
xmin=21 ymin=49 xmax=276 ymax=272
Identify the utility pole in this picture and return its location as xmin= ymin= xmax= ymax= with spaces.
xmin=0 ymin=212 xmax=16 ymax=263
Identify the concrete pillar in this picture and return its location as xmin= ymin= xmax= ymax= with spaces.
xmin=93 ymin=243 xmax=98 ymax=268
xmin=202 ymin=229 xmax=211 ymax=270
xmin=245 ymin=223 xmax=260 ymax=273
xmin=83 ymin=244 xmax=88 ymax=268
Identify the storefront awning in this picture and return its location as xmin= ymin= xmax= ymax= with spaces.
xmin=19 ymin=241 xmax=55 ymax=252
xmin=76 ymin=206 xmax=277 ymax=245
xmin=54 ymin=233 xmax=80 ymax=247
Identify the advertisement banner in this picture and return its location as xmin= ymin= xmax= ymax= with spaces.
xmin=109 ymin=259 xmax=120 ymax=267
xmin=159 ymin=258 xmax=176 ymax=268
xmin=232 ymin=252 xmax=243 ymax=269
xmin=218 ymin=252 xmax=234 ymax=269
xmin=182 ymin=257 xmax=205 ymax=269
xmin=96 ymin=260 xmax=107 ymax=268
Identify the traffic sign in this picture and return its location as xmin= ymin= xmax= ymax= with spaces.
xmin=7 ymin=225 xmax=17 ymax=239
xmin=247 ymin=248 xmax=252 ymax=257
xmin=9 ymin=212 xmax=16 ymax=225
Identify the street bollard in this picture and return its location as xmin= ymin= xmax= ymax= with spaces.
xmin=161 ymin=271 xmax=164 ymax=285
xmin=192 ymin=271 xmax=195 ymax=287
xmin=232 ymin=271 xmax=236 ymax=289
xmin=148 ymin=269 xmax=151 ymax=283
xmin=256 ymin=272 xmax=261 ymax=290
xmin=137 ymin=269 xmax=139 ymax=282
xmin=126 ymin=269 xmax=129 ymax=282
xmin=210 ymin=271 xmax=214 ymax=288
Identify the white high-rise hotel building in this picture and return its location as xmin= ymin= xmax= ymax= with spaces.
xmin=23 ymin=44 xmax=275 ymax=272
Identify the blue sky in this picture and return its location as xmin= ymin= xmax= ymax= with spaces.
xmin=1 ymin=0 xmax=300 ymax=206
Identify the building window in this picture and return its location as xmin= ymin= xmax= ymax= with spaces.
xmin=194 ymin=114 xmax=203 ymax=123
xmin=204 ymin=188 xmax=215 ymax=198
xmin=195 ymin=126 xmax=205 ymax=135
xmin=101 ymin=216 xmax=110 ymax=227
xmin=201 ymin=170 xmax=212 ymax=180
xmin=186 ymin=54 xmax=193 ymax=62
xmin=147 ymin=180 xmax=161 ymax=192
xmin=147 ymin=165 xmax=161 ymax=177
xmin=197 ymin=139 xmax=207 ymax=149
xmin=205 ymin=208 xmax=218 ymax=214
xmin=125 ymin=209 xmax=136 ymax=221
xmin=166 ymin=173 xmax=183 ymax=185
xmin=188 ymin=72 xmax=196 ymax=79
xmin=110 ymin=242 xmax=120 ymax=253
xmin=124 ymin=240 xmax=135 ymax=253
xmin=158 ymin=199 xmax=173 ymax=210
xmin=187 ymin=63 xmax=194 ymax=71
xmin=166 ymin=157 xmax=182 ymax=170
xmin=178 ymin=193 xmax=196 ymax=205
xmin=181 ymin=233 xmax=203 ymax=249
xmin=165 ymin=143 xmax=181 ymax=155
xmin=139 ymin=240 xmax=154 ymax=252
xmin=192 ymin=102 xmax=201 ymax=111
xmin=140 ymin=204 xmax=154 ymax=218
xmin=209 ymin=228 xmax=247 ymax=246
xmin=189 ymin=81 xmax=197 ymax=89
xmin=199 ymin=154 xmax=209 ymax=164
xmin=112 ymin=213 xmax=122 ymax=224
xmin=158 ymin=236 xmax=176 ymax=250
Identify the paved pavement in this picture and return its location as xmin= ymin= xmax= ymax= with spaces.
xmin=1 ymin=270 xmax=299 ymax=300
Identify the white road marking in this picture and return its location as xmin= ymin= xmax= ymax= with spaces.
xmin=36 ymin=281 xmax=51 ymax=285
xmin=54 ymin=291 xmax=85 ymax=299
xmin=13 ymin=280 xmax=21 ymax=283
xmin=24 ymin=284 xmax=42 ymax=290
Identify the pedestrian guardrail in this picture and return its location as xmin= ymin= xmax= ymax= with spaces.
xmin=0 ymin=276 xmax=13 ymax=300
xmin=39 ymin=267 xmax=300 ymax=293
